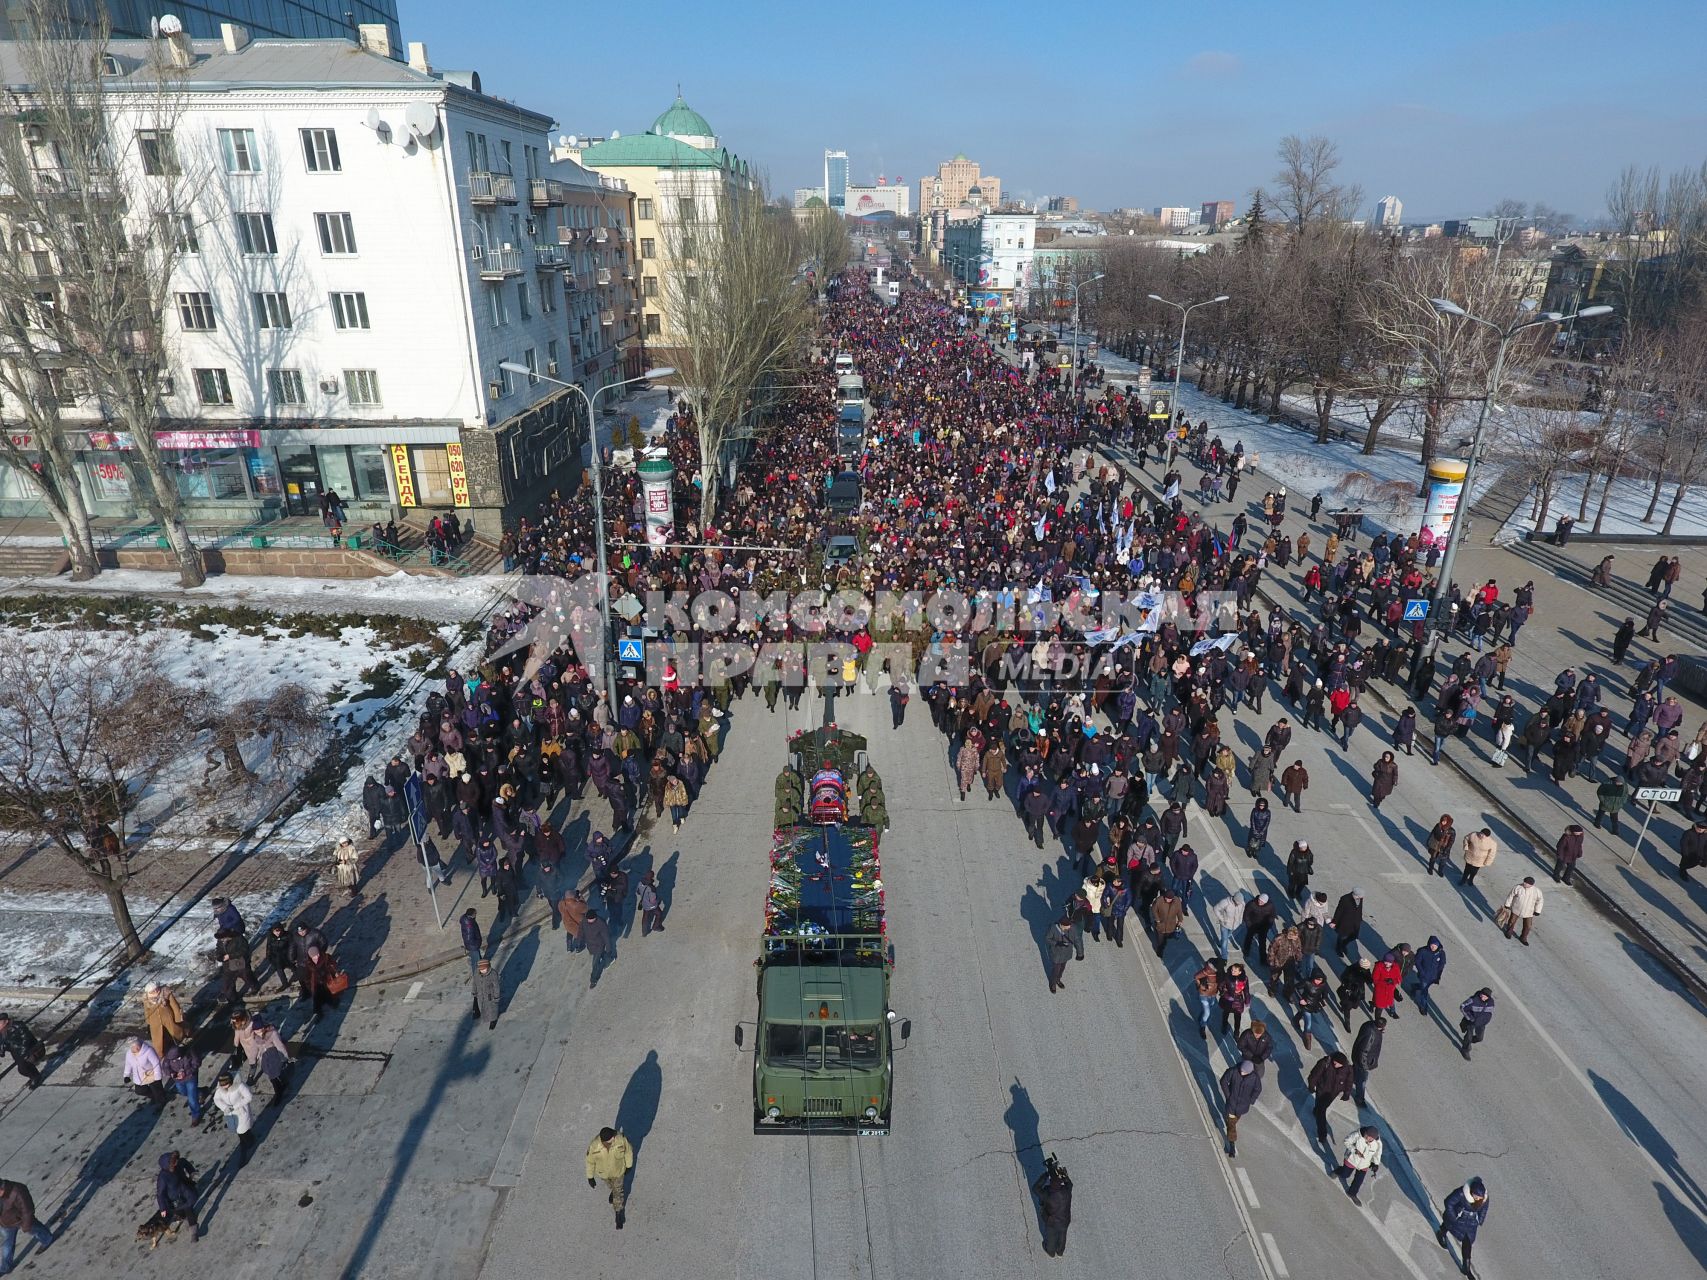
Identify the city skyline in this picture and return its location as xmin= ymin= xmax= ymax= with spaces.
xmin=404 ymin=0 xmax=1704 ymax=225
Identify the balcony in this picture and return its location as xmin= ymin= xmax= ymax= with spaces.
xmin=592 ymin=225 xmax=609 ymax=244
xmin=563 ymin=272 xmax=581 ymax=292
xmin=600 ymin=309 xmax=614 ymax=327
xmin=556 ymin=225 xmax=579 ymax=245
xmin=595 ymin=267 xmax=612 ymax=287
xmin=530 ymin=177 xmax=568 ymax=206
xmin=468 ymin=171 xmax=518 ymax=205
xmin=473 ymin=245 xmax=522 ymax=279
xmin=533 ymin=243 xmax=565 ymax=269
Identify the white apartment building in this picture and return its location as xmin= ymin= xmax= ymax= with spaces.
xmin=0 ymin=25 xmax=642 ymax=532
xmin=1376 ymin=194 xmax=1403 ymax=227
xmin=944 ymin=211 xmax=1037 ymax=311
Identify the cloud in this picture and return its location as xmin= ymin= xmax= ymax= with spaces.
xmin=1183 ymin=50 xmax=1242 ymax=78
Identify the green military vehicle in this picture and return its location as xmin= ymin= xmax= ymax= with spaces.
xmin=738 ymin=725 xmax=908 ymax=1134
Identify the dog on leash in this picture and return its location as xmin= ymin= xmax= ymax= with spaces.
xmin=136 ymin=1212 xmax=182 ymax=1248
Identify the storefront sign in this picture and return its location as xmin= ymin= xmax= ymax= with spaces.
xmin=7 ymin=433 xmax=31 ymax=448
xmin=446 ymin=441 xmax=471 ymax=508
xmin=390 ymin=443 xmax=418 ymax=508
xmin=1420 ymin=459 xmax=1467 ymax=544
xmin=83 ymin=430 xmax=260 ymax=450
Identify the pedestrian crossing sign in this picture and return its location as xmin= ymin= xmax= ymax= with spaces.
xmin=617 ymin=637 xmax=644 ymax=663
xmin=1403 ymin=600 xmax=1430 ymax=620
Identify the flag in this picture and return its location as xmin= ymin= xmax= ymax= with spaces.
xmin=1044 ymin=470 xmax=1057 ymax=495
xmin=1033 ymin=514 xmax=1047 ymax=541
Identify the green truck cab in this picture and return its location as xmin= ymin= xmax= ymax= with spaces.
xmin=738 ymin=726 xmax=908 ymax=1135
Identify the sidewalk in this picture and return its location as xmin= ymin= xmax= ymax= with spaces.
xmin=1090 ymin=410 xmax=1707 ymax=995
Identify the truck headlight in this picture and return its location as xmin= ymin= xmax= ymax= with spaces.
xmin=864 ymin=1106 xmax=880 ymax=1119
xmin=766 ymin=1106 xmax=781 ymax=1119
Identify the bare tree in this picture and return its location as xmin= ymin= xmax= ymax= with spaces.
xmin=662 ymin=179 xmax=813 ymax=524
xmin=0 ymin=632 xmax=205 ymax=961
xmin=798 ymin=205 xmax=849 ymax=300
xmin=1271 ymin=135 xmax=1361 ymax=232
xmin=0 ymin=1 xmax=208 ymax=585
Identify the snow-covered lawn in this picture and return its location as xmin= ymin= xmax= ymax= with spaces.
xmin=1495 ymin=472 xmax=1707 ymax=543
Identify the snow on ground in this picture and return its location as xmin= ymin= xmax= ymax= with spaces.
xmin=0 ymin=566 xmax=507 ymax=622
xmin=1495 ymin=472 xmax=1707 ymax=543
xmin=0 ymin=883 xmax=315 ymax=993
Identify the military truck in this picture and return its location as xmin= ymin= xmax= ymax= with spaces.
xmin=738 ymin=726 xmax=907 ymax=1134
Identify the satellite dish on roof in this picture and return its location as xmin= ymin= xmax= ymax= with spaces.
xmin=611 ymin=130 xmax=620 ymax=140
xmin=365 ymin=107 xmax=381 ymax=131
xmin=404 ymin=100 xmax=437 ymax=140
xmin=566 ymin=134 xmax=577 ymax=148
xmin=157 ymin=13 xmax=182 ymax=34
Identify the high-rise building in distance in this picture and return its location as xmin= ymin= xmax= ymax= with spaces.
xmin=1201 ymin=200 xmax=1234 ymax=227
xmin=824 ymin=149 xmax=849 ymax=212
xmin=918 ymin=154 xmax=1000 ymax=216
xmin=1376 ymin=195 xmax=1403 ymax=227
xmin=0 ymin=0 xmax=401 ymax=48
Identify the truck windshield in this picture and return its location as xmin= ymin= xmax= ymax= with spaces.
xmin=766 ymin=1024 xmax=882 ymax=1070
xmin=824 ymin=1025 xmax=882 ymax=1069
xmin=766 ymin=1024 xmax=818 ymax=1068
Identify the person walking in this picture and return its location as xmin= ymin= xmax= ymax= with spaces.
xmin=1594 ymin=775 xmax=1628 ymax=834
xmin=1499 ymin=877 xmax=1543 ymax=945
xmin=1219 ymin=963 xmax=1252 ymax=1039
xmin=472 ymin=958 xmax=501 ymax=1029
xmin=1209 ymin=892 xmax=1243 ymax=959
xmin=586 ymin=1127 xmax=635 ymax=1230
xmin=1458 ymin=988 xmax=1495 ymax=1061
xmin=0 ymin=1014 xmax=45 ymax=1089
xmin=1286 ymin=839 xmax=1314 ymax=901
xmin=1552 ymin=824 xmax=1585 ymax=885
xmin=1218 ymin=1057 xmax=1263 ymax=1159
xmin=1281 ymin=760 xmax=1310 ymax=812
xmin=1241 ymin=893 xmax=1277 ymax=963
xmin=1033 ymin=1156 xmax=1074 ymax=1257
xmin=333 ymin=837 xmax=362 ymax=898
xmin=1351 ymin=1016 xmax=1386 ymax=1106
xmin=0 ymin=1178 xmax=55 ymax=1272
xmin=1411 ymin=936 xmax=1447 ymax=1014
xmin=1045 ymin=915 xmax=1075 ymax=992
xmin=561 ymin=888 xmax=588 ymax=953
xmin=142 ymin=982 xmax=187 ymax=1058
xmin=582 ymin=910 xmax=613 ymax=988
xmin=638 ymin=872 xmax=666 ymax=935
xmin=1460 ymin=829 xmax=1496 ymax=886
xmin=1370 ymin=752 xmax=1399 ymax=811
xmin=1151 ymin=887 xmax=1185 ymax=960
xmin=1306 ymin=1050 xmax=1355 ymax=1148
xmin=1681 ymin=818 xmax=1707 ymax=881
xmin=123 ymin=1035 xmax=168 ymax=1106
xmin=460 ymin=907 xmax=483 ymax=978
xmin=211 ymin=1070 xmax=258 ymax=1166
xmin=231 ymin=1012 xmax=291 ymax=1107
xmin=1371 ymin=951 xmax=1403 ymax=1020
xmin=1293 ymin=970 xmax=1329 ymax=1050
xmin=1334 ymin=1126 xmax=1384 ymax=1205
xmin=1331 ymin=888 xmax=1365 ymax=960
xmin=1193 ymin=957 xmax=1221 ymax=1041
xmin=1437 ymin=1177 xmax=1491 ymax=1278
xmin=153 ymin=1151 xmax=201 ymax=1241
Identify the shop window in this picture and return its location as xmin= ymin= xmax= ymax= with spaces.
xmin=171 ymin=449 xmax=248 ymax=500
xmin=350 ymin=446 xmax=390 ymax=500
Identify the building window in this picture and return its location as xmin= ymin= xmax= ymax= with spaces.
xmin=523 ymin=347 xmax=538 ymax=384
xmin=637 ymin=197 xmax=653 ymax=220
xmin=640 ymin=237 xmax=655 ymax=259
xmin=642 ymin=275 xmax=658 ymax=298
xmin=235 ymin=211 xmax=277 ymax=255
xmin=44 ymin=368 xmax=76 ymax=406
xmin=547 ymin=338 xmax=559 ymax=373
xmin=252 ymin=291 xmax=292 ymax=330
xmin=193 ymin=367 xmax=232 ymax=405
xmin=267 ymin=368 xmax=305 ymax=404
xmin=488 ymin=284 xmax=508 ymax=327
xmin=517 ymin=280 xmax=531 ymax=320
xmin=175 ymin=291 xmax=216 ymax=331
xmin=500 ymin=140 xmax=512 ymax=174
xmin=163 ymin=213 xmax=198 ymax=254
xmin=644 ymin=313 xmax=661 ymax=336
xmin=314 ymin=212 xmax=357 ymax=255
xmin=137 ymin=129 xmax=177 ymax=175
xmin=344 ymin=369 xmax=381 ymax=405
xmin=330 ymin=291 xmax=369 ymax=330
xmin=677 ymin=197 xmax=695 ymax=222
xmin=351 ymin=445 xmax=389 ymax=499
xmin=218 ymin=128 xmax=260 ymax=173
xmin=300 ymin=127 xmax=341 ymax=173
xmin=540 ymin=274 xmax=556 ymax=313
xmin=465 ymin=131 xmax=488 ymax=171
xmin=494 ymin=363 xmax=513 ymax=397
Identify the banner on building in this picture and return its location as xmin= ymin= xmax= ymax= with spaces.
xmin=638 ymin=457 xmax=673 ymax=548
xmin=1420 ymin=459 xmax=1467 ymax=544
xmin=446 ymin=442 xmax=471 ymax=508
xmin=390 ymin=444 xmax=418 ymax=508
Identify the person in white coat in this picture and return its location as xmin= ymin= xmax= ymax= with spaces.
xmin=1335 ymin=1125 xmax=1384 ymax=1203
xmin=211 ymin=1070 xmax=258 ymax=1165
xmin=1210 ymin=892 xmax=1244 ymax=960
xmin=1500 ymin=877 xmax=1544 ymax=945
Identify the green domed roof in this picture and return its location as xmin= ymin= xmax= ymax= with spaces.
xmin=652 ymin=94 xmax=713 ymax=140
xmin=804 ymin=195 xmax=826 ymax=207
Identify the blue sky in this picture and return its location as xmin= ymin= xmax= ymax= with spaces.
xmin=404 ymin=0 xmax=1706 ymax=223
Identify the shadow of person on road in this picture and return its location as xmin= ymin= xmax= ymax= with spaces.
xmin=52 ymin=1093 xmax=166 ymax=1233
xmin=1003 ymin=1077 xmax=1049 ymax=1244
xmin=616 ymin=1049 xmax=663 ymax=1207
xmin=1021 ymin=883 xmax=1059 ymax=976
xmin=1591 ymin=1068 xmax=1707 ymax=1228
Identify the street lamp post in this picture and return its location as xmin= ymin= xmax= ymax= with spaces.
xmin=499 ymin=362 xmax=676 ymax=708
xmin=1148 ymin=293 xmax=1230 ymax=434
xmin=1423 ymin=298 xmax=1612 ymax=640
xmin=1069 ymin=272 xmax=1105 ymax=398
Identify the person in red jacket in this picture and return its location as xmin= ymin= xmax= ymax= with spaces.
xmin=1371 ymin=951 xmax=1404 ymax=1020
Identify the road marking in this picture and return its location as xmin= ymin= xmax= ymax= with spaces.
xmin=403 ymin=981 xmax=423 ymax=1002
xmin=1261 ymin=1232 xmax=1290 ymax=1277
xmin=1236 ymin=1166 xmax=1261 ymax=1208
